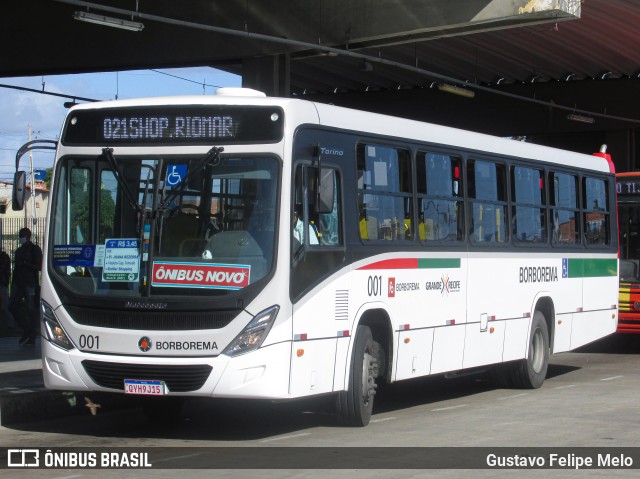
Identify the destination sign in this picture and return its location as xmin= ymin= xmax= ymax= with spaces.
xmin=61 ymin=105 xmax=284 ymax=146
xmin=617 ymin=177 xmax=640 ymax=196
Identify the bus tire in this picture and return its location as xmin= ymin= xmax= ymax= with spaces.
xmin=336 ymin=325 xmax=377 ymax=426
xmin=511 ymin=311 xmax=550 ymax=389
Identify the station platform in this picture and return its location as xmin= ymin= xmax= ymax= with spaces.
xmin=0 ymin=335 xmax=134 ymax=425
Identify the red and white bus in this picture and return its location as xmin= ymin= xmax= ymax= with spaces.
xmin=14 ymin=88 xmax=619 ymax=426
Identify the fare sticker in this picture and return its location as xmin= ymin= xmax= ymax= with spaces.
xmin=102 ymin=239 xmax=140 ymax=282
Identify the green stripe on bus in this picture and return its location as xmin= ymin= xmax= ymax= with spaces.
xmin=567 ymin=258 xmax=617 ymax=278
xmin=417 ymin=258 xmax=461 ymax=269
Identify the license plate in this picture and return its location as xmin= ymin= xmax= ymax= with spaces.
xmin=124 ymin=379 xmax=167 ymax=396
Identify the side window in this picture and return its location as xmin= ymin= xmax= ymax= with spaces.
xmin=416 ymin=152 xmax=464 ymax=242
xmin=511 ymin=166 xmax=546 ymax=244
xmin=468 ymin=159 xmax=507 ymax=244
xmin=316 ymin=168 xmax=342 ymax=247
xmin=99 ymin=170 xmax=117 ymax=243
xmin=583 ymin=176 xmax=610 ymax=246
xmin=550 ymin=172 xmax=580 ymax=245
xmin=293 ymin=165 xmax=342 ymax=253
xmin=357 ymin=144 xmax=412 ymax=241
xmin=70 ymin=168 xmax=91 ymax=245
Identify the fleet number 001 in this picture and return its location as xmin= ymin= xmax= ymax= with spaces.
xmin=79 ymin=334 xmax=100 ymax=349
xmin=368 ymin=275 xmax=382 ymax=297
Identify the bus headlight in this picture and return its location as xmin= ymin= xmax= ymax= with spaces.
xmin=41 ymin=301 xmax=75 ymax=351
xmin=223 ymin=305 xmax=279 ymax=357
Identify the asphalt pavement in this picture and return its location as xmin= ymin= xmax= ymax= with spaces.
xmin=0 ymin=334 xmax=135 ymax=425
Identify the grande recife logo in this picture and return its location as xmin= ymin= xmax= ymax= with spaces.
xmin=151 ymin=262 xmax=250 ymax=290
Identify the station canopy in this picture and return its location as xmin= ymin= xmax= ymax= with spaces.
xmin=3 ymin=0 xmax=640 ymax=140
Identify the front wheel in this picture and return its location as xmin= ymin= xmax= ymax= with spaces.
xmin=336 ymin=325 xmax=377 ymax=426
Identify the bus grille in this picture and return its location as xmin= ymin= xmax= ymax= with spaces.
xmin=82 ymin=360 xmax=213 ymax=392
xmin=66 ymin=306 xmax=238 ymax=330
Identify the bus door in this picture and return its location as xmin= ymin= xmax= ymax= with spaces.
xmin=290 ymin=162 xmax=347 ymax=397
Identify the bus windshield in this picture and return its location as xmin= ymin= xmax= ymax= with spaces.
xmin=50 ymin=152 xmax=279 ymax=298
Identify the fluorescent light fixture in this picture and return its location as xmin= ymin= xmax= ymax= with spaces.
xmin=437 ymin=83 xmax=475 ymax=98
xmin=73 ymin=11 xmax=144 ymax=32
xmin=567 ymin=113 xmax=595 ymax=124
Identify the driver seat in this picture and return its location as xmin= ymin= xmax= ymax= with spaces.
xmin=162 ymin=213 xmax=200 ymax=256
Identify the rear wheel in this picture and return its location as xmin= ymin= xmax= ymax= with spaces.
xmin=511 ymin=311 xmax=550 ymax=389
xmin=336 ymin=325 xmax=377 ymax=426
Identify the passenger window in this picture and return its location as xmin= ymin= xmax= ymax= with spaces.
xmin=468 ymin=160 xmax=507 ymax=244
xmin=357 ymin=144 xmax=412 ymax=241
xmin=416 ymin=152 xmax=464 ymax=242
xmin=583 ymin=176 xmax=610 ymax=246
xmin=550 ymin=172 xmax=580 ymax=245
xmin=511 ymin=166 xmax=546 ymax=244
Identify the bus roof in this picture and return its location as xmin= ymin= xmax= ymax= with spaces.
xmin=67 ymin=91 xmax=611 ymax=174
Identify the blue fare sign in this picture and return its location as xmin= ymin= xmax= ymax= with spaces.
xmin=52 ymin=245 xmax=96 ymax=267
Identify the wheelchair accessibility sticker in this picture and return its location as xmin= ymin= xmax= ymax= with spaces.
xmin=166 ymin=164 xmax=187 ymax=187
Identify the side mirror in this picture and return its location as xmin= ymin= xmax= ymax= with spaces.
xmin=317 ymin=168 xmax=335 ymax=214
xmin=12 ymin=171 xmax=26 ymax=211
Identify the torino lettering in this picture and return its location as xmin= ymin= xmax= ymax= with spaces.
xmin=519 ymin=266 xmax=559 ymax=283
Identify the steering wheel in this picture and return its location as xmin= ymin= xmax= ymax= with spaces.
xmin=179 ymin=204 xmax=199 ymax=214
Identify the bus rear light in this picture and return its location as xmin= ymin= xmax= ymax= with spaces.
xmin=41 ymin=301 xmax=75 ymax=351
xmin=222 ymin=305 xmax=279 ymax=357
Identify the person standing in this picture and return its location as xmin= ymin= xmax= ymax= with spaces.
xmin=0 ymin=247 xmax=15 ymax=335
xmin=10 ymin=228 xmax=42 ymax=345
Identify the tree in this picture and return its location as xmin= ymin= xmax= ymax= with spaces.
xmin=45 ymin=168 xmax=53 ymax=189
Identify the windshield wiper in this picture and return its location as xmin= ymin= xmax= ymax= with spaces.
xmin=102 ymin=148 xmax=143 ymax=216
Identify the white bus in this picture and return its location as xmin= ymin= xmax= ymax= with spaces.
xmin=14 ymin=88 xmax=618 ymax=426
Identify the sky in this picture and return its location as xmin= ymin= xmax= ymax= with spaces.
xmin=0 ymin=67 xmax=241 ymax=182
